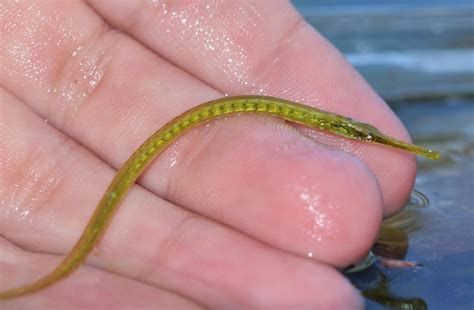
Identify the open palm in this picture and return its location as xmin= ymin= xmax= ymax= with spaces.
xmin=0 ymin=1 xmax=416 ymax=308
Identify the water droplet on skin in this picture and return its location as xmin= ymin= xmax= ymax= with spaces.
xmin=20 ymin=209 xmax=30 ymax=219
xmin=297 ymin=188 xmax=335 ymax=243
xmin=72 ymin=46 xmax=82 ymax=57
xmin=300 ymin=192 xmax=310 ymax=201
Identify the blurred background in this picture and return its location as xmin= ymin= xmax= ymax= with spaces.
xmin=293 ymin=1 xmax=474 ymax=309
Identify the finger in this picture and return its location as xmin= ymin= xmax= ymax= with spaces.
xmin=0 ymin=89 xmax=363 ymax=308
xmin=0 ymin=239 xmax=202 ymax=309
xmin=1 ymin=0 xmax=382 ymax=266
xmin=86 ymin=0 xmax=417 ymax=215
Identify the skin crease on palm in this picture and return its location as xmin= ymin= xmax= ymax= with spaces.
xmin=0 ymin=0 xmax=418 ymax=308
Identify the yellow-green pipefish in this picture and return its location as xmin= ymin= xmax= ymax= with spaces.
xmin=0 ymin=95 xmax=440 ymax=299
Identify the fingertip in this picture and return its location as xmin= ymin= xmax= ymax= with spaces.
xmin=295 ymin=150 xmax=384 ymax=267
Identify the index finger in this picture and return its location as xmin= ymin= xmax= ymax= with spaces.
xmin=87 ymin=0 xmax=417 ymax=214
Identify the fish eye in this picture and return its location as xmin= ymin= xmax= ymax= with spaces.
xmin=318 ymin=121 xmax=327 ymax=129
xmin=365 ymin=134 xmax=374 ymax=141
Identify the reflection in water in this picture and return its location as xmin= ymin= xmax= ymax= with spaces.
xmin=373 ymin=227 xmax=409 ymax=260
xmin=361 ymin=272 xmax=428 ymax=310
xmin=347 ymin=190 xmax=431 ymax=309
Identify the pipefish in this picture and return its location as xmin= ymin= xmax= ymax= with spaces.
xmin=0 ymin=95 xmax=440 ymax=299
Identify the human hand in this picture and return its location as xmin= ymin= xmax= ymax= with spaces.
xmin=1 ymin=1 xmax=416 ymax=308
